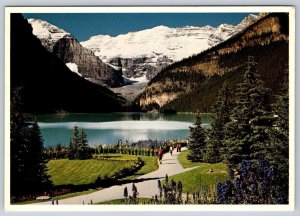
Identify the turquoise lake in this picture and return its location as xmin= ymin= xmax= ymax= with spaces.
xmin=31 ymin=113 xmax=210 ymax=147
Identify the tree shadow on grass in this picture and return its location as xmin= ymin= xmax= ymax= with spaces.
xmin=51 ymin=176 xmax=162 ymax=197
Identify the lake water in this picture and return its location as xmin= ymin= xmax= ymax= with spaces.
xmin=30 ymin=113 xmax=210 ymax=147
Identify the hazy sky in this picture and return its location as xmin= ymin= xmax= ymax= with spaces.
xmin=22 ymin=13 xmax=255 ymax=41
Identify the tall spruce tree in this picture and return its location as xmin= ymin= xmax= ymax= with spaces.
xmin=11 ymin=88 xmax=30 ymax=197
xmin=187 ymin=114 xmax=207 ymax=162
xmin=223 ymin=56 xmax=272 ymax=166
xmin=26 ymin=122 xmax=52 ymax=193
xmin=78 ymin=129 xmax=92 ymax=159
xmin=11 ymin=88 xmax=52 ymax=198
xmin=68 ymin=126 xmax=91 ymax=160
xmin=68 ymin=125 xmax=80 ymax=159
xmin=266 ymin=69 xmax=289 ymax=202
xmin=205 ymin=82 xmax=231 ymax=163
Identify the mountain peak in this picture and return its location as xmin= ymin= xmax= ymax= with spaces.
xmin=152 ymin=25 xmax=170 ymax=30
xmin=28 ymin=18 xmax=69 ymax=39
xmin=235 ymin=14 xmax=258 ymax=31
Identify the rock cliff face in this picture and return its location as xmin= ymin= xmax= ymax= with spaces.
xmin=53 ymin=35 xmax=123 ymax=87
xmin=11 ymin=14 xmax=125 ymax=113
xmin=137 ymin=13 xmax=289 ymax=112
xmin=28 ymin=19 xmax=124 ymax=87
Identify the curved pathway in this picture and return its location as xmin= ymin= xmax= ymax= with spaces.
xmin=36 ymin=147 xmax=195 ymax=205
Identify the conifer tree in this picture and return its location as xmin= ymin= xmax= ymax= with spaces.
xmin=78 ymin=129 xmax=91 ymax=159
xmin=26 ymin=122 xmax=52 ymax=192
xmin=68 ymin=126 xmax=91 ymax=160
xmin=187 ymin=114 xmax=206 ymax=162
xmin=11 ymin=88 xmax=52 ymax=197
xmin=11 ymin=88 xmax=31 ymax=196
xmin=205 ymin=82 xmax=231 ymax=163
xmin=68 ymin=125 xmax=80 ymax=159
xmin=223 ymin=56 xmax=272 ymax=166
xmin=266 ymin=69 xmax=289 ymax=202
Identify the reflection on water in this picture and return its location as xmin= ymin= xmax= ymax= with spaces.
xmin=30 ymin=113 xmax=210 ymax=147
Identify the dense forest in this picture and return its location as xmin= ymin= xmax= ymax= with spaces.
xmin=161 ymin=41 xmax=288 ymax=112
xmin=188 ymin=57 xmax=289 ymax=204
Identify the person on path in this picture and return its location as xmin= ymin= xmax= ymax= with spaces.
xmin=169 ymin=146 xmax=173 ymax=156
xmin=157 ymin=147 xmax=163 ymax=164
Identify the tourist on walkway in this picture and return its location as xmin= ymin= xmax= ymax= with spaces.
xmin=157 ymin=147 xmax=163 ymax=164
xmin=169 ymin=146 xmax=173 ymax=156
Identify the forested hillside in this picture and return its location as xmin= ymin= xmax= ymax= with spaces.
xmin=137 ymin=13 xmax=289 ymax=112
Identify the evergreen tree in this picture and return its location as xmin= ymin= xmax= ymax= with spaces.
xmin=26 ymin=122 xmax=53 ymax=193
xmin=10 ymin=88 xmax=31 ymax=196
xmin=205 ymin=82 xmax=232 ymax=163
xmin=187 ymin=114 xmax=207 ymax=162
xmin=68 ymin=126 xmax=91 ymax=160
xmin=78 ymin=129 xmax=92 ymax=159
xmin=265 ymin=69 xmax=289 ymax=202
xmin=223 ymin=56 xmax=272 ymax=166
xmin=11 ymin=88 xmax=52 ymax=198
xmin=68 ymin=125 xmax=80 ymax=159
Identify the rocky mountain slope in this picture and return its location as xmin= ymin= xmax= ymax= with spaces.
xmin=28 ymin=19 xmax=124 ymax=87
xmin=11 ymin=14 xmax=125 ymax=113
xmin=81 ymin=14 xmax=257 ymax=82
xmin=137 ymin=13 xmax=289 ymax=112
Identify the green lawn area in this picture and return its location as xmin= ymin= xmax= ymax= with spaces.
xmin=124 ymin=156 xmax=158 ymax=180
xmin=47 ymin=154 xmax=158 ymax=186
xmin=178 ymin=150 xmax=203 ymax=168
xmin=165 ymin=150 xmax=229 ymax=193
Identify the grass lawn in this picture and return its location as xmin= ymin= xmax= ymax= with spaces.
xmin=47 ymin=154 xmax=158 ymax=186
xmin=48 ymin=159 xmax=134 ymax=185
xmin=122 ymin=156 xmax=158 ymax=180
xmin=165 ymin=150 xmax=229 ymax=193
xmin=178 ymin=150 xmax=203 ymax=168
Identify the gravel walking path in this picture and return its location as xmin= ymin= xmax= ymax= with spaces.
xmin=36 ymin=147 xmax=195 ymax=205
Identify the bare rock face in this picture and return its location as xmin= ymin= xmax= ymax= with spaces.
xmin=11 ymin=14 xmax=125 ymax=113
xmin=28 ymin=19 xmax=124 ymax=87
xmin=53 ymin=35 xmax=124 ymax=87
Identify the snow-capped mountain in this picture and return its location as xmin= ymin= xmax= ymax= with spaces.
xmin=28 ymin=19 xmax=124 ymax=87
xmin=28 ymin=18 xmax=70 ymax=52
xmin=81 ymin=14 xmax=257 ymax=82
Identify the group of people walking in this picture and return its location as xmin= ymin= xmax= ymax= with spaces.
xmin=170 ymin=143 xmax=181 ymax=155
xmin=157 ymin=143 xmax=182 ymax=164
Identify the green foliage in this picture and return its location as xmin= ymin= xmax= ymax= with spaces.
xmin=10 ymin=88 xmax=52 ymax=199
xmin=187 ymin=115 xmax=207 ymax=162
xmin=223 ymin=57 xmax=273 ymax=166
xmin=26 ymin=122 xmax=53 ymax=191
xmin=205 ymin=82 xmax=232 ymax=163
xmin=265 ymin=70 xmax=289 ymax=199
xmin=45 ymin=144 xmax=69 ymax=159
xmin=68 ymin=126 xmax=92 ymax=160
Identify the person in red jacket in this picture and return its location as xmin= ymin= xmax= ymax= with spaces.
xmin=157 ymin=147 xmax=163 ymax=164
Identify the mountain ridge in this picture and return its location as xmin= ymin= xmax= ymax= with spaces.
xmin=81 ymin=14 xmax=257 ymax=82
xmin=28 ymin=18 xmax=124 ymax=87
xmin=12 ymin=14 xmax=125 ymax=114
xmin=137 ymin=13 xmax=289 ymax=112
